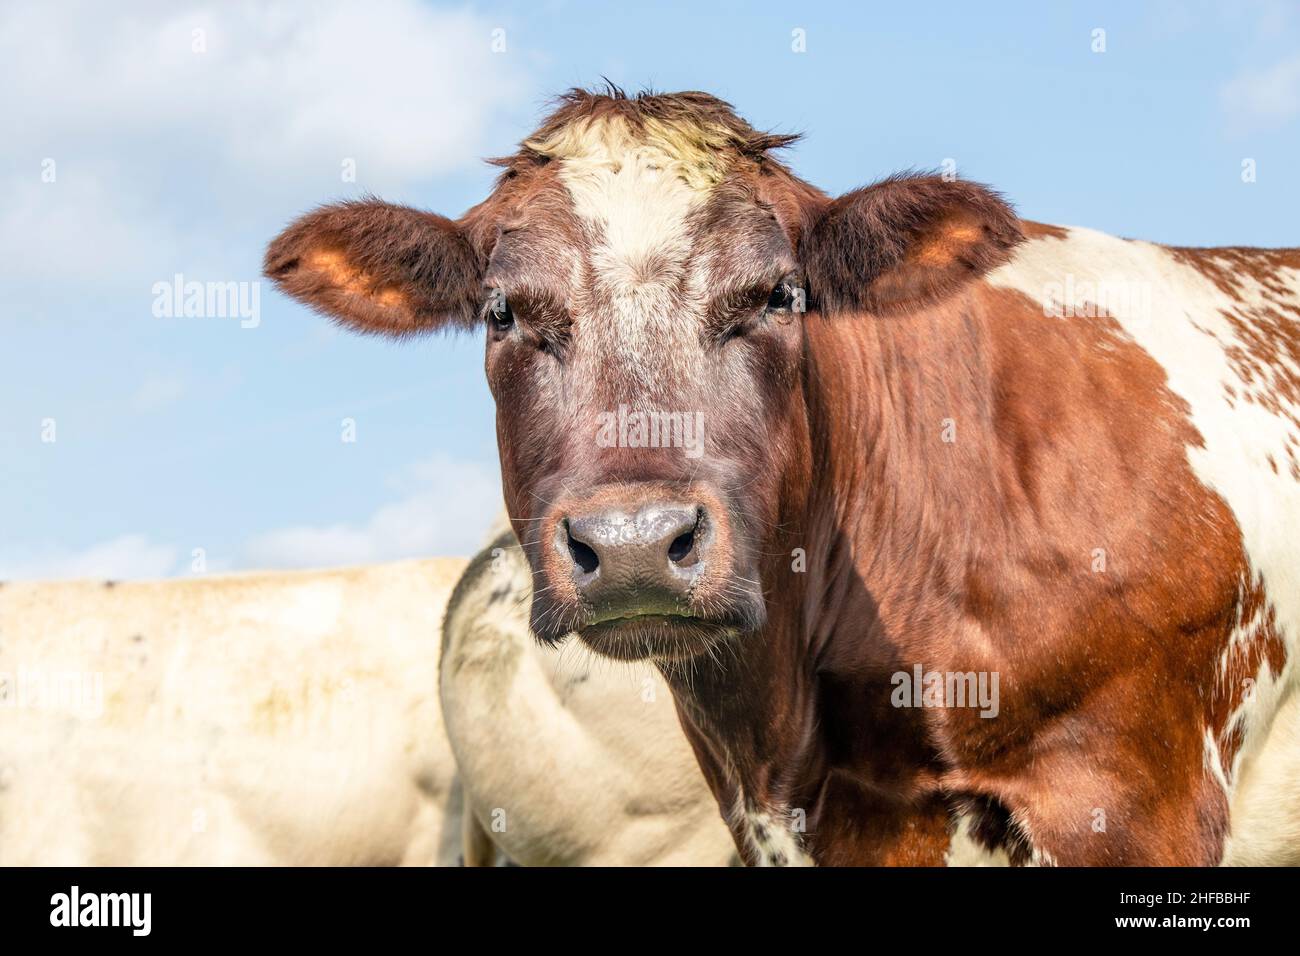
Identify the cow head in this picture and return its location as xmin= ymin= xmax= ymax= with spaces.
xmin=265 ymin=88 xmax=1021 ymax=663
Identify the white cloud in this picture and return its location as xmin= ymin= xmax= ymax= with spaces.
xmin=0 ymin=172 xmax=179 ymax=285
xmin=1 ymin=455 xmax=501 ymax=580
xmin=1221 ymin=55 xmax=1300 ymax=130
xmin=0 ymin=535 xmax=179 ymax=581
xmin=243 ymin=455 xmax=502 ymax=569
xmin=0 ymin=0 xmax=527 ymax=281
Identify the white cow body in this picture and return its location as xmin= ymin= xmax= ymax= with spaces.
xmin=440 ymin=521 xmax=737 ymax=866
xmin=0 ymin=560 xmax=466 ymax=866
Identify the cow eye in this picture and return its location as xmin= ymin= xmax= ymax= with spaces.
xmin=487 ymin=289 xmax=514 ymax=333
xmin=765 ymin=280 xmax=803 ymax=315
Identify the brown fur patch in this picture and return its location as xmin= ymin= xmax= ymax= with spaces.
xmin=1021 ymin=221 xmax=1069 ymax=241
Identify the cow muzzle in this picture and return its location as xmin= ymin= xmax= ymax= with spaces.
xmin=563 ymin=502 xmax=704 ymax=614
xmin=529 ymin=483 xmax=763 ymax=660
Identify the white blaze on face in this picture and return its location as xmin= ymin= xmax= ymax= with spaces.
xmin=531 ymin=117 xmax=721 ymax=394
xmin=988 ymin=229 xmax=1300 ymax=816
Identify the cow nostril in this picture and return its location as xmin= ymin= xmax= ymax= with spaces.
xmin=667 ymin=528 xmax=695 ymax=564
xmin=565 ymin=523 xmax=600 ymax=575
xmin=668 ymin=509 xmax=704 ymax=567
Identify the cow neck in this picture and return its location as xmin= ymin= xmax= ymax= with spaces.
xmin=804 ymin=290 xmax=1000 ymax=655
xmin=661 ymin=289 xmax=999 ymax=823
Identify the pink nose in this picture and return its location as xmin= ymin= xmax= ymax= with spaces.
xmin=558 ymin=503 xmax=707 ymax=618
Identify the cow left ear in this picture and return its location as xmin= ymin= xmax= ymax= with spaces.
xmin=264 ymin=199 xmax=482 ymax=337
xmin=800 ymin=174 xmax=1023 ymax=315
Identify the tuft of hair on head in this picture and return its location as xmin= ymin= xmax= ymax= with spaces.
xmin=489 ymin=86 xmax=802 ymax=190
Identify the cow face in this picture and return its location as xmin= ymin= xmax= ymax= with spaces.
xmin=265 ymin=90 xmax=1020 ymax=663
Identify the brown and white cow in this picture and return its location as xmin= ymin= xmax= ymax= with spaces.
xmin=265 ymin=88 xmax=1300 ymax=866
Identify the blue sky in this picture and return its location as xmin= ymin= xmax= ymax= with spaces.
xmin=3 ymin=0 xmax=1298 ymax=578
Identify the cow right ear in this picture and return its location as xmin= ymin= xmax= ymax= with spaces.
xmin=799 ymin=174 xmax=1023 ymax=316
xmin=264 ymin=199 xmax=482 ymax=337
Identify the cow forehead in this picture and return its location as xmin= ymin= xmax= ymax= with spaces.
xmin=535 ymin=117 xmax=719 ymax=288
xmin=519 ymin=117 xmax=752 ymax=389
xmin=507 ymin=115 xmax=789 ymax=293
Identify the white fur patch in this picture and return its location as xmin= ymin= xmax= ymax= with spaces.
xmin=945 ymin=813 xmax=1011 ymax=866
xmin=945 ymin=810 xmax=1056 ymax=866
xmin=546 ymin=118 xmax=712 ymax=391
xmin=1222 ymin=690 xmax=1300 ymax=864
xmin=731 ymin=793 xmax=814 ymax=867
